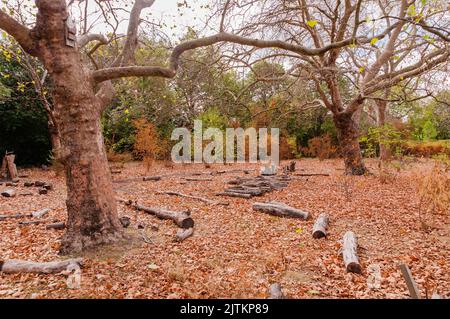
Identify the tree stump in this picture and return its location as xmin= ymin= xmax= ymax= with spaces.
xmin=0 ymin=153 xmax=17 ymax=181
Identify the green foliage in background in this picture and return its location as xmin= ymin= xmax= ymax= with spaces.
xmin=0 ymin=54 xmax=51 ymax=165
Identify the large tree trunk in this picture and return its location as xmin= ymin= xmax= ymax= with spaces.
xmin=333 ymin=112 xmax=367 ymax=175
xmin=375 ymin=100 xmax=389 ymax=161
xmin=35 ymin=1 xmax=123 ymax=254
xmin=48 ymin=123 xmax=62 ymax=160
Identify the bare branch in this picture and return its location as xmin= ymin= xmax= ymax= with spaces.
xmin=0 ymin=10 xmax=36 ymax=55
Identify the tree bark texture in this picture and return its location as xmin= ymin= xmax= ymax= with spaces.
xmin=333 ymin=112 xmax=367 ymax=175
xmin=34 ymin=1 xmax=123 ymax=254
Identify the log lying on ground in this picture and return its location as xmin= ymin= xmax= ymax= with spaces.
xmin=295 ymin=173 xmax=330 ymax=177
xmin=46 ymin=222 xmax=66 ymax=230
xmin=158 ymin=191 xmax=229 ymax=206
xmin=0 ymin=213 xmax=30 ymax=221
xmin=175 ymin=227 xmax=194 ymax=242
xmin=184 ymin=177 xmax=213 ymax=182
xmin=253 ymin=201 xmax=310 ymax=219
xmin=216 ymin=192 xmax=252 ymax=199
xmin=268 ymin=283 xmax=284 ymax=299
xmin=143 ymin=176 xmax=161 ymax=181
xmin=0 ymin=258 xmax=83 ymax=274
xmin=31 ymin=208 xmax=50 ymax=219
xmin=312 ymin=213 xmax=329 ymax=239
xmin=226 ymin=186 xmax=265 ymax=196
xmin=19 ymin=220 xmax=44 ymax=226
xmin=1 ymin=188 xmax=16 ymax=197
xmin=342 ymin=231 xmax=362 ymax=274
xmin=399 ymin=264 xmax=421 ymax=299
xmin=132 ymin=202 xmax=194 ymax=229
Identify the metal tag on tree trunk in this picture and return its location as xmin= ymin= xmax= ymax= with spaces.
xmin=65 ymin=15 xmax=77 ymax=48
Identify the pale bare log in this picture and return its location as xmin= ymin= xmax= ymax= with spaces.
xmin=342 ymin=231 xmax=362 ymax=274
xmin=312 ymin=213 xmax=329 ymax=239
xmin=268 ymin=283 xmax=284 ymax=299
xmin=0 ymin=258 xmax=83 ymax=274
xmin=253 ymin=202 xmax=309 ymax=219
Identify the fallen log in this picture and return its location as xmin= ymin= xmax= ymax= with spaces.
xmin=175 ymin=227 xmax=194 ymax=242
xmin=268 ymin=283 xmax=284 ymax=299
xmin=157 ymin=191 xmax=229 ymax=206
xmin=133 ymin=202 xmax=194 ymax=229
xmin=342 ymin=231 xmax=362 ymax=274
xmin=5 ymin=182 xmax=18 ymax=187
xmin=19 ymin=220 xmax=46 ymax=226
xmin=34 ymin=181 xmax=46 ymax=187
xmin=184 ymin=177 xmax=213 ymax=182
xmin=226 ymin=186 xmax=265 ymax=196
xmin=216 ymin=192 xmax=252 ymax=199
xmin=0 ymin=213 xmax=30 ymax=221
xmin=0 ymin=258 xmax=83 ymax=274
xmin=399 ymin=264 xmax=421 ymax=299
xmin=142 ymin=176 xmax=161 ymax=181
xmin=1 ymin=188 xmax=16 ymax=197
xmin=19 ymin=191 xmax=33 ymax=196
xmin=312 ymin=213 xmax=329 ymax=239
xmin=253 ymin=201 xmax=310 ymax=219
xmin=295 ymin=173 xmax=330 ymax=177
xmin=31 ymin=208 xmax=50 ymax=219
xmin=46 ymin=222 xmax=66 ymax=230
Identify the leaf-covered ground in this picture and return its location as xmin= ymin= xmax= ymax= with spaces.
xmin=0 ymin=159 xmax=448 ymax=299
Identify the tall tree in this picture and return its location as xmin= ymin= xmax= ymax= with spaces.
xmin=216 ymin=0 xmax=449 ymax=174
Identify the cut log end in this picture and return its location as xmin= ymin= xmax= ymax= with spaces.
xmin=342 ymin=231 xmax=361 ymax=274
xmin=346 ymin=262 xmax=362 ymax=274
xmin=312 ymin=213 xmax=329 ymax=239
xmin=268 ymin=283 xmax=284 ymax=299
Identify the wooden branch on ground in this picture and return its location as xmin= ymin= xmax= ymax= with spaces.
xmin=342 ymin=231 xmax=362 ymax=274
xmin=31 ymin=208 xmax=50 ymax=219
xmin=295 ymin=173 xmax=330 ymax=177
xmin=18 ymin=220 xmax=45 ymax=226
xmin=184 ymin=177 xmax=213 ymax=182
xmin=113 ymin=175 xmax=161 ymax=183
xmin=142 ymin=176 xmax=161 ymax=181
xmin=128 ymin=201 xmax=194 ymax=229
xmin=216 ymin=192 xmax=252 ymax=199
xmin=253 ymin=201 xmax=310 ymax=219
xmin=312 ymin=213 xmax=329 ymax=239
xmin=157 ymin=191 xmax=229 ymax=206
xmin=0 ymin=213 xmax=30 ymax=221
xmin=268 ymin=283 xmax=284 ymax=299
xmin=399 ymin=264 xmax=421 ymax=299
xmin=175 ymin=227 xmax=194 ymax=242
xmin=46 ymin=222 xmax=65 ymax=230
xmin=0 ymin=258 xmax=83 ymax=274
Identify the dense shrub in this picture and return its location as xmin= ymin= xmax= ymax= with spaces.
xmin=0 ymin=57 xmax=51 ymax=166
xmin=403 ymin=140 xmax=450 ymax=157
